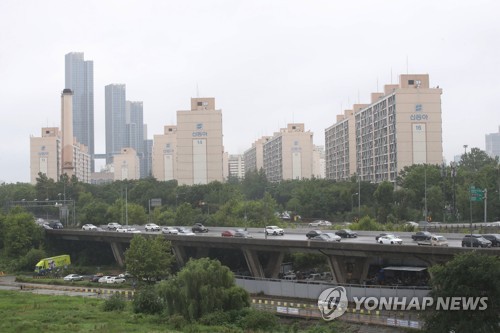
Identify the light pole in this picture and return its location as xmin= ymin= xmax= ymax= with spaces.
xmin=450 ymin=162 xmax=457 ymax=221
xmin=351 ymin=193 xmax=358 ymax=212
xmin=463 ymin=144 xmax=468 ymax=156
xmin=424 ymin=165 xmax=428 ymax=221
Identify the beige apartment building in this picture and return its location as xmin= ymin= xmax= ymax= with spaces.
xmin=30 ymin=89 xmax=91 ymax=184
xmin=152 ymin=98 xmax=223 ymax=185
xmin=244 ymin=136 xmax=271 ymax=173
xmin=228 ymin=154 xmax=245 ymax=179
xmin=325 ymin=74 xmax=443 ymax=182
xmin=113 ymin=147 xmax=140 ymax=180
xmin=152 ymin=126 xmax=178 ymax=181
xmin=262 ymin=123 xmax=314 ymax=182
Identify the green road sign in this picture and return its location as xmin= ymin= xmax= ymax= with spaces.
xmin=469 ymin=187 xmax=484 ymax=202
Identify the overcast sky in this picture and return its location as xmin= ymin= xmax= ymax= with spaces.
xmin=1 ymin=0 xmax=499 ymax=184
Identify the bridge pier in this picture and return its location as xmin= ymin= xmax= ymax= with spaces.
xmin=172 ymin=245 xmax=188 ymax=267
xmin=110 ymin=242 xmax=125 ymax=267
xmin=242 ymin=248 xmax=265 ymax=278
xmin=264 ymin=251 xmax=285 ymax=278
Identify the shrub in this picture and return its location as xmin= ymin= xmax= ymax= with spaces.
xmin=167 ymin=313 xmax=187 ymax=330
xmin=103 ymin=293 xmax=126 ymax=312
xmin=199 ymin=311 xmax=230 ymax=326
xmin=239 ymin=309 xmax=278 ymax=331
xmin=132 ymin=286 xmax=164 ymax=314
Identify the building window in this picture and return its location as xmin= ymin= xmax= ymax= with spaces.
xmin=408 ymin=80 xmax=414 ymax=85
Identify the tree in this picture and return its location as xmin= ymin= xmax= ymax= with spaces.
xmin=2 ymin=208 xmax=43 ymax=257
xmin=424 ymin=252 xmax=500 ymax=333
xmin=124 ymin=235 xmax=174 ymax=282
xmin=373 ymin=181 xmax=393 ymax=223
xmin=156 ymin=258 xmax=250 ymax=320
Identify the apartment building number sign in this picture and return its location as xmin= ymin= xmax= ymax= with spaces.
xmin=410 ymin=103 xmax=428 ymax=121
xmin=192 ymin=123 xmax=208 ymax=137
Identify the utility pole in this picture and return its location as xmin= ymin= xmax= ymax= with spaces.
xmin=484 ymin=188 xmax=488 ymax=223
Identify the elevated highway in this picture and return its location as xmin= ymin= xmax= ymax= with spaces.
xmin=45 ymin=229 xmax=500 ymax=284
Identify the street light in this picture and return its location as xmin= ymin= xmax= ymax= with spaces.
xmin=463 ymin=144 xmax=468 ymax=155
xmin=351 ymin=193 xmax=359 ymax=211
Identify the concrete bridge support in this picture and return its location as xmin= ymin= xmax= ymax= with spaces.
xmin=264 ymin=251 xmax=285 ymax=278
xmin=172 ymin=245 xmax=188 ymax=267
xmin=242 ymin=248 xmax=265 ymax=278
xmin=110 ymin=242 xmax=125 ymax=267
xmin=325 ymin=255 xmax=370 ymax=284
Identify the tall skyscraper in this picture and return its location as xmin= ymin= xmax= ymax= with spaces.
xmin=65 ymin=52 xmax=94 ymax=171
xmin=485 ymin=126 xmax=500 ymax=158
xmin=105 ymin=84 xmax=127 ymax=164
xmin=126 ymin=101 xmax=144 ymax=154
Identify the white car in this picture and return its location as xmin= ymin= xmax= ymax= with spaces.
xmin=98 ymin=276 xmax=113 ymax=283
xmin=265 ymin=225 xmax=284 ymax=236
xmin=405 ymin=221 xmax=419 ymax=228
xmin=145 ymin=223 xmax=160 ymax=232
xmin=176 ymin=227 xmax=195 ymax=236
xmin=378 ymin=234 xmax=403 ymax=245
xmin=161 ymin=226 xmax=179 ymax=234
xmin=63 ymin=274 xmax=83 ymax=281
xmin=107 ymin=276 xmax=126 ymax=284
xmin=323 ymin=232 xmax=342 ymax=242
xmin=308 ymin=220 xmax=332 ymax=227
xmin=82 ymin=224 xmax=98 ymax=231
xmin=107 ymin=222 xmax=122 ymax=230
xmin=116 ymin=227 xmax=141 ymax=233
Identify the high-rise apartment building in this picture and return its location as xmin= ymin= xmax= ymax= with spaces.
xmin=152 ymin=126 xmax=178 ymax=181
xmin=176 ymin=98 xmax=223 ymax=185
xmin=244 ymin=136 xmax=271 ymax=173
xmin=485 ymin=126 xmax=500 ymax=158
xmin=105 ymin=84 xmax=127 ymax=165
xmin=325 ymin=74 xmax=443 ymax=183
xmin=113 ymin=148 xmax=140 ymax=180
xmin=65 ymin=52 xmax=94 ymax=171
xmin=228 ymin=154 xmax=245 ymax=180
xmin=262 ymin=123 xmax=314 ymax=182
xmin=312 ymin=145 xmax=325 ymax=179
xmin=30 ymin=90 xmax=90 ymax=184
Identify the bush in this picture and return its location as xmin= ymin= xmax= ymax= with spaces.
xmin=239 ymin=309 xmax=278 ymax=331
xmin=167 ymin=313 xmax=187 ymax=330
xmin=132 ymin=286 xmax=164 ymax=314
xmin=103 ymin=293 xmax=126 ymax=312
xmin=199 ymin=311 xmax=230 ymax=326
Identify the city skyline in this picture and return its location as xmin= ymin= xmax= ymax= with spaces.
xmin=1 ymin=1 xmax=499 ymax=183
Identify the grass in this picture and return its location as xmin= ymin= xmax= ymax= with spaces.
xmin=0 ymin=290 xmax=178 ymax=333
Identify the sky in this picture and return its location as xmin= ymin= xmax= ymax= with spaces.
xmin=1 ymin=0 xmax=499 ymax=184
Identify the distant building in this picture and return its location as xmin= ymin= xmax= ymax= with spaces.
xmin=325 ymin=74 xmax=443 ymax=183
xmin=228 ymin=154 xmax=245 ymax=180
xmin=30 ymin=90 xmax=90 ymax=184
xmin=152 ymin=126 xmax=178 ymax=181
xmin=176 ymin=98 xmax=224 ymax=185
xmin=113 ymin=148 xmax=140 ymax=180
xmin=65 ymin=52 xmax=95 ymax=171
xmin=105 ymin=84 xmax=127 ymax=165
xmin=485 ymin=126 xmax=500 ymax=158
xmin=312 ymin=145 xmax=325 ymax=178
xmin=244 ymin=136 xmax=271 ymax=174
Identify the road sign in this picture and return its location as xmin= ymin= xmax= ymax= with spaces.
xmin=469 ymin=187 xmax=484 ymax=202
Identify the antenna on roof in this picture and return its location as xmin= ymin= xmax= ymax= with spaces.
xmin=376 ymin=77 xmax=379 ymax=92
xmin=390 ymin=67 xmax=393 ymax=84
xmin=196 ymin=83 xmax=200 ymax=97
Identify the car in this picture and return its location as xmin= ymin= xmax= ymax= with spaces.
xmin=176 ymin=227 xmax=195 ymax=236
xmin=378 ymin=235 xmax=403 ymax=245
xmin=375 ymin=233 xmax=391 ymax=242
xmin=161 ymin=226 xmax=179 ymax=234
xmin=481 ymin=234 xmax=500 ymax=247
xmin=221 ymin=229 xmax=236 ymax=237
xmin=145 ymin=223 xmax=160 ymax=232
xmin=265 ymin=225 xmax=284 ymax=236
xmin=118 ymin=272 xmax=133 ymax=279
xmin=487 ymin=221 xmax=500 ymax=227
xmin=308 ymin=220 xmax=332 ymax=227
xmin=311 ymin=234 xmax=338 ymax=242
xmin=63 ymin=274 xmax=83 ymax=281
xmin=98 ymin=276 xmax=113 ymax=283
xmin=411 ymin=231 xmax=432 ymax=241
xmin=107 ymin=276 xmax=126 ymax=284
xmin=462 ymin=234 xmax=492 ymax=248
xmin=322 ymin=232 xmax=342 ymax=242
xmin=42 ymin=223 xmax=52 ymax=230
xmin=405 ymin=221 xmax=419 ymax=228
xmin=49 ymin=221 xmax=64 ymax=229
xmin=107 ymin=222 xmax=122 ymax=230
xmin=192 ymin=223 xmax=208 ymax=233
xmin=82 ymin=224 xmax=98 ymax=231
xmin=116 ymin=227 xmax=141 ymax=233
xmin=335 ymin=229 xmax=357 ymax=238
xmin=234 ymin=229 xmax=252 ymax=238
xmin=418 ymin=235 xmax=449 ymax=247
xmin=306 ymin=230 xmax=323 ymax=239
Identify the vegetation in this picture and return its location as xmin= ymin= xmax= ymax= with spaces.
xmin=424 ymin=252 xmax=500 ymax=333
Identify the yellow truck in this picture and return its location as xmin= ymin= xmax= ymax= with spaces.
xmin=34 ymin=255 xmax=71 ymax=275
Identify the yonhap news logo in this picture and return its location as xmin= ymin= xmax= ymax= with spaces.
xmin=317 ymin=287 xmax=348 ymax=320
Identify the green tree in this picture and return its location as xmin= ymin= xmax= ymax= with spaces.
xmin=157 ymin=258 xmax=250 ymax=320
xmin=124 ymin=235 xmax=174 ymax=282
xmin=242 ymin=169 xmax=268 ymax=200
xmin=2 ymin=208 xmax=43 ymax=258
xmin=373 ymin=181 xmax=393 ymax=223
xmin=424 ymin=252 xmax=500 ymax=333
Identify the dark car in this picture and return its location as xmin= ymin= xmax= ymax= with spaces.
xmin=306 ymin=230 xmax=323 ymax=239
xmin=481 ymin=234 xmax=500 ymax=247
xmin=192 ymin=223 xmax=208 ymax=233
xmin=49 ymin=221 xmax=64 ymax=229
xmin=411 ymin=231 xmax=432 ymax=241
xmin=462 ymin=234 xmax=492 ymax=248
xmin=335 ymin=229 xmax=357 ymax=238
